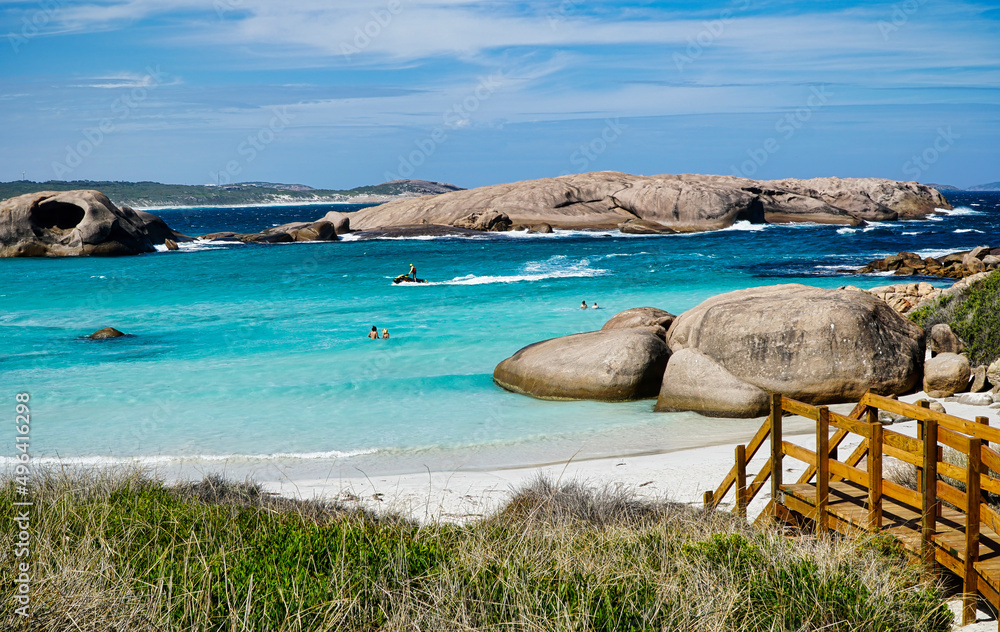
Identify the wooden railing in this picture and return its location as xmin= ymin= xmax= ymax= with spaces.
xmin=706 ymin=391 xmax=999 ymax=626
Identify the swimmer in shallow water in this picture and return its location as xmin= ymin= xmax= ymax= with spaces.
xmin=368 ymin=326 xmax=379 ymax=339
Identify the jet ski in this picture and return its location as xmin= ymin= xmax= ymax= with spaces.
xmin=393 ymin=274 xmax=427 ymax=284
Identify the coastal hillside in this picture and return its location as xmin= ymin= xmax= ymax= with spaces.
xmin=0 ymin=179 xmax=463 ymax=209
xmin=350 ymin=172 xmax=951 ymax=234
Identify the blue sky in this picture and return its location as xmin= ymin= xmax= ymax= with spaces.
xmin=2 ymin=0 xmax=998 ymax=189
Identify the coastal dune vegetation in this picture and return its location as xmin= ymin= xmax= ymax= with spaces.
xmin=1 ymin=469 xmax=952 ymax=631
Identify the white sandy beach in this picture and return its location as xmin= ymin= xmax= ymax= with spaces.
xmin=242 ymin=392 xmax=1000 ymax=629
xmin=252 ymin=393 xmax=996 ymax=524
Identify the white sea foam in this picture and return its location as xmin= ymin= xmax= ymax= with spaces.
xmin=954 ymin=229 xmax=984 ymax=234
xmin=938 ymin=206 xmax=981 ymax=216
xmin=0 ymin=448 xmax=377 ymax=467
xmin=913 ymin=247 xmax=980 ymax=259
xmin=722 ymin=220 xmax=766 ymax=232
xmin=395 ymin=255 xmax=607 ymax=286
xmin=601 ymin=251 xmax=649 ymax=258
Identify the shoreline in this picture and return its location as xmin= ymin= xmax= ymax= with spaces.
xmin=120 ymin=392 xmax=996 ymax=525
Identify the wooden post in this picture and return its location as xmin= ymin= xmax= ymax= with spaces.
xmin=816 ymin=407 xmax=830 ymax=533
xmin=865 ymin=405 xmax=878 ymax=426
xmin=736 ymin=444 xmax=747 ymax=522
xmin=770 ymin=393 xmax=784 ymax=510
xmin=703 ymin=490 xmax=714 ymax=509
xmin=921 ymin=417 xmax=938 ymax=578
xmin=963 ymin=436 xmax=982 ymax=626
xmin=977 ymin=416 xmax=990 ymax=449
xmin=868 ymin=422 xmax=883 ymax=533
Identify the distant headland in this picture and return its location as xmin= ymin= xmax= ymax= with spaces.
xmin=0 ymin=179 xmax=464 ymax=209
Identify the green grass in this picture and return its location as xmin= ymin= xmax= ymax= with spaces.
xmin=0 ymin=470 xmax=953 ymax=631
xmin=910 ymin=269 xmax=1000 ymax=365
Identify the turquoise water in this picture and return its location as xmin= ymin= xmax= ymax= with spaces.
xmin=2 ymin=193 xmax=997 ymax=474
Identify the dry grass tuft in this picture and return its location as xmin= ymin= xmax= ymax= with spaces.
xmin=0 ymin=468 xmax=953 ymax=632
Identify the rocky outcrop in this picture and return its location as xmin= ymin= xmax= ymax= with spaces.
xmin=132 ymin=208 xmax=191 ymax=244
xmin=0 ymin=190 xmax=161 ymax=257
xmin=762 ymin=177 xmax=948 ymax=219
xmin=618 ymin=219 xmax=676 ymax=234
xmin=493 ymin=329 xmax=669 ymax=401
xmin=601 ymin=307 xmax=676 ymax=340
xmin=664 ymin=284 xmax=925 ymax=408
xmin=453 ymin=210 xmax=512 ymax=232
xmin=858 ymin=247 xmax=999 ymax=280
xmin=321 ymin=210 xmax=351 ymax=234
xmin=200 ymin=219 xmax=340 ymax=244
xmin=655 ymin=348 xmax=770 ymax=417
xmin=860 ymin=272 xmax=990 ymax=317
xmin=348 ymin=172 xmax=949 ymax=234
xmin=923 ymin=352 xmax=971 ymax=398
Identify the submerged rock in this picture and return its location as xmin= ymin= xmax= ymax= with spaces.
xmin=87 ymin=327 xmax=127 ymax=339
xmin=493 ymin=329 xmax=669 ymax=401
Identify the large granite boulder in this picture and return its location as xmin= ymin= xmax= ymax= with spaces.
xmin=493 ymin=329 xmax=669 ymax=401
xmin=601 ymin=307 xmax=676 ymax=340
xmin=928 ymin=323 xmax=965 ymax=356
xmin=348 ymin=171 xmax=949 ymax=234
xmin=655 ymin=348 xmax=771 ymax=417
xmin=321 ymin=210 xmax=351 ymax=234
xmin=0 ymin=190 xmax=156 ymax=257
xmin=132 ymin=208 xmax=191 ymax=245
xmin=923 ymin=352 xmax=971 ymax=397
xmin=664 ymin=284 xmax=925 ymax=409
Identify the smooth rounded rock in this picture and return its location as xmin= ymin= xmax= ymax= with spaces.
xmin=923 ymin=352 xmax=971 ymax=397
xmin=928 ymin=323 xmax=965 ymax=355
xmin=493 ymin=329 xmax=669 ymax=401
xmin=958 ymin=392 xmax=993 ymax=406
xmin=601 ymin=307 xmax=676 ymax=338
xmin=665 ymin=284 xmax=925 ymax=405
xmin=87 ymin=327 xmax=127 ymax=339
xmin=655 ymin=348 xmax=770 ymax=418
xmin=988 ymin=359 xmax=1000 ymax=389
xmin=971 ymin=365 xmax=988 ymax=393
xmin=321 ymin=210 xmax=351 ymax=234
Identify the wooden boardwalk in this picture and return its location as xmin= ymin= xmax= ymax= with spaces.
xmin=706 ymin=392 xmax=1000 ymax=627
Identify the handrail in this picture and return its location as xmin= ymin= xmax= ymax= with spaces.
xmin=707 ymin=390 xmax=996 ymax=627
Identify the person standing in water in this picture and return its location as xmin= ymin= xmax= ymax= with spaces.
xmin=368 ymin=326 xmax=380 ymax=339
xmin=381 ymin=328 xmax=390 ymax=339
xmin=580 ymin=300 xmax=588 ymax=309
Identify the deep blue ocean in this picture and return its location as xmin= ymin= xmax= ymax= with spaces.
xmin=2 ymin=192 xmax=998 ymax=475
